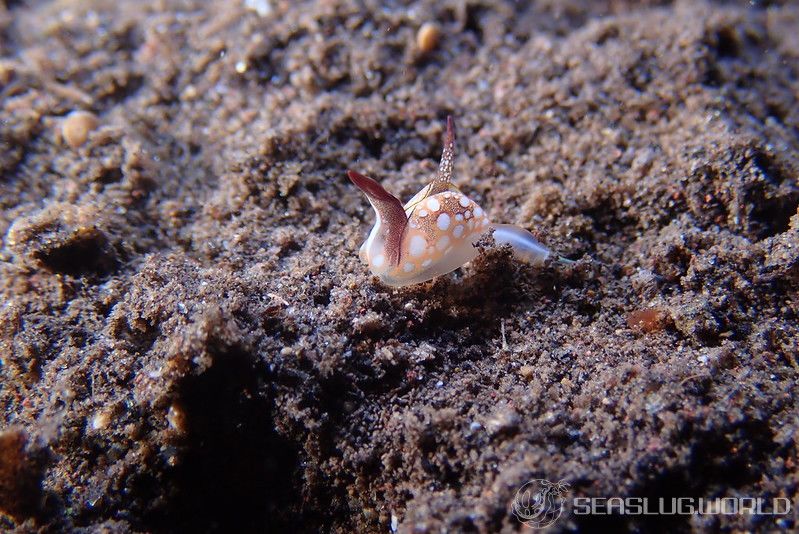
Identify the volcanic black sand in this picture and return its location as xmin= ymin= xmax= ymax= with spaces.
xmin=1 ymin=0 xmax=798 ymax=532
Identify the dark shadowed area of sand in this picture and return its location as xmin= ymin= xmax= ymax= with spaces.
xmin=1 ymin=0 xmax=798 ymax=532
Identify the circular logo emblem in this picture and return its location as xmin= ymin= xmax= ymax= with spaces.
xmin=511 ymin=479 xmax=570 ymax=529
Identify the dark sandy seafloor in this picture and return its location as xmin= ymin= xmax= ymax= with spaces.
xmin=1 ymin=0 xmax=798 ymax=532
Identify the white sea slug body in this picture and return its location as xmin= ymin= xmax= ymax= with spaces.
xmin=348 ymin=117 xmax=558 ymax=287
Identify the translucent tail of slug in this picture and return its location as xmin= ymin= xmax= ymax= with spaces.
xmin=490 ymin=224 xmax=574 ymax=265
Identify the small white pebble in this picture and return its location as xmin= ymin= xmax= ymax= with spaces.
xmin=244 ymin=0 xmax=272 ymax=16
xmin=91 ymin=410 xmax=112 ymax=430
xmin=181 ymin=85 xmax=198 ymax=100
xmin=167 ymin=403 xmax=187 ymax=432
xmin=62 ymin=110 xmax=99 ymax=148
